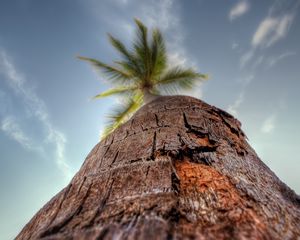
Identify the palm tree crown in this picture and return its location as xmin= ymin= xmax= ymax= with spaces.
xmin=78 ymin=19 xmax=208 ymax=137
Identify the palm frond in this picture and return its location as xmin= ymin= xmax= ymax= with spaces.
xmin=77 ymin=56 xmax=132 ymax=83
xmin=150 ymin=28 xmax=167 ymax=78
xmin=93 ymin=86 xmax=138 ymax=99
xmin=102 ymin=93 xmax=143 ymax=138
xmin=156 ymin=67 xmax=208 ymax=86
xmin=107 ymin=34 xmax=131 ymax=59
xmin=107 ymin=34 xmax=142 ymax=77
xmin=133 ymin=18 xmax=151 ymax=80
xmin=114 ymin=61 xmax=142 ymax=83
xmin=155 ymin=67 xmax=208 ymax=94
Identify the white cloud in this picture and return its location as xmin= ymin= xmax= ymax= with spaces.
xmin=251 ymin=55 xmax=264 ymax=69
xmin=229 ymin=1 xmax=250 ymax=21
xmin=0 ymin=90 xmax=10 ymax=115
xmin=0 ymin=49 xmax=72 ymax=180
xmin=241 ymin=74 xmax=254 ymax=85
xmin=0 ymin=51 xmax=48 ymax=121
xmin=113 ymin=0 xmax=129 ymax=4
xmin=261 ymin=114 xmax=276 ymax=133
xmin=232 ymin=42 xmax=239 ymax=50
xmin=227 ymin=92 xmax=244 ymax=117
xmin=168 ymin=52 xmax=187 ymax=67
xmin=46 ymin=128 xmax=71 ymax=179
xmin=252 ymin=14 xmax=294 ymax=48
xmin=252 ymin=17 xmax=277 ymax=47
xmin=227 ymin=75 xmax=253 ymax=116
xmin=1 ymin=117 xmax=35 ymax=151
xmin=240 ymin=49 xmax=254 ymax=68
xmin=266 ymin=51 xmax=296 ymax=68
xmin=140 ymin=0 xmax=176 ymax=30
xmin=239 ymin=1 xmax=299 ymax=69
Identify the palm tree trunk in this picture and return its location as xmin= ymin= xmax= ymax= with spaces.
xmin=16 ymin=96 xmax=300 ymax=240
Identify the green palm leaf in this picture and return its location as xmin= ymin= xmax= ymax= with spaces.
xmin=157 ymin=67 xmax=208 ymax=87
xmin=102 ymin=93 xmax=143 ymax=137
xmin=133 ymin=18 xmax=151 ymax=80
xmin=77 ymin=56 xmax=132 ymax=83
xmin=151 ymin=28 xmax=167 ymax=78
xmin=154 ymin=67 xmax=208 ymax=94
xmin=108 ymin=34 xmax=142 ymax=78
xmin=93 ymin=86 xmax=138 ymax=99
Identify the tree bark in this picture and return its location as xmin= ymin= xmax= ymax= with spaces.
xmin=16 ymin=96 xmax=300 ymax=240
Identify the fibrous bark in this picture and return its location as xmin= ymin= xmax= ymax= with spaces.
xmin=17 ymin=96 xmax=300 ymax=240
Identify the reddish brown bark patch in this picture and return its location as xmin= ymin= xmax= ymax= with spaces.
xmin=175 ymin=159 xmax=268 ymax=239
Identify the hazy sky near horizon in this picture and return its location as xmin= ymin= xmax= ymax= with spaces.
xmin=0 ymin=0 xmax=300 ymax=239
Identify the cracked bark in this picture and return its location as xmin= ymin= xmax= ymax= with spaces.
xmin=16 ymin=96 xmax=300 ymax=240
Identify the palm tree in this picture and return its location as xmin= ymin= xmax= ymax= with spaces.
xmin=78 ymin=18 xmax=208 ymax=137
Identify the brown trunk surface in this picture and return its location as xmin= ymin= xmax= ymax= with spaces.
xmin=16 ymin=96 xmax=300 ymax=240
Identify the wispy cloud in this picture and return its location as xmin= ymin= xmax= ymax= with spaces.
xmin=261 ymin=114 xmax=276 ymax=133
xmin=227 ymin=75 xmax=254 ymax=116
xmin=1 ymin=116 xmax=35 ymax=151
xmin=140 ymin=0 xmax=177 ymax=31
xmin=251 ymin=55 xmax=265 ymax=69
xmin=266 ymin=51 xmax=296 ymax=68
xmin=252 ymin=14 xmax=294 ymax=48
xmin=0 ymin=90 xmax=10 ymax=115
xmin=238 ymin=1 xmax=299 ymax=69
xmin=229 ymin=1 xmax=250 ymax=21
xmin=232 ymin=42 xmax=239 ymax=50
xmin=0 ymin=49 xmax=72 ymax=180
xmin=46 ymin=128 xmax=70 ymax=179
xmin=0 ymin=50 xmax=48 ymax=121
xmin=240 ymin=49 xmax=255 ymax=68
xmin=228 ymin=92 xmax=244 ymax=116
xmin=113 ymin=0 xmax=129 ymax=4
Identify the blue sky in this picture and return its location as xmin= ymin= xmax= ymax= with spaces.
xmin=0 ymin=0 xmax=299 ymax=239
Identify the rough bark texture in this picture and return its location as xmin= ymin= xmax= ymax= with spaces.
xmin=17 ymin=96 xmax=300 ymax=240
